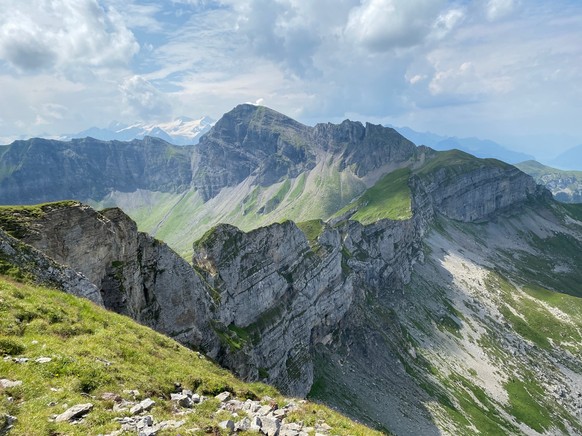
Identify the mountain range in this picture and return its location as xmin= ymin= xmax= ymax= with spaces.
xmin=391 ymin=125 xmax=535 ymax=164
xmin=1 ymin=104 xmax=582 ymax=435
xmin=59 ymin=116 xmax=214 ymax=145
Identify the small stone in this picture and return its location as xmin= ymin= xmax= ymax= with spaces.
xmin=13 ymin=358 xmax=29 ymax=364
xmin=261 ymin=416 xmax=281 ymax=436
xmin=54 ymin=403 xmax=93 ymax=422
xmin=250 ymin=416 xmax=262 ymax=431
xmin=243 ymin=399 xmax=261 ymax=413
xmin=123 ymin=389 xmax=140 ymax=398
xmin=130 ymin=398 xmax=155 ymax=415
xmin=31 ymin=340 xmax=39 ymax=344
xmin=113 ymin=400 xmax=134 ymax=412
xmin=272 ymin=408 xmax=286 ymax=419
xmin=223 ymin=399 xmax=243 ymax=411
xmin=182 ymin=389 xmax=193 ymax=397
xmin=219 ymin=420 xmax=235 ymax=432
xmin=156 ymin=419 xmax=185 ymax=430
xmin=257 ymin=404 xmax=275 ymax=416
xmin=101 ymin=392 xmax=122 ymax=402
xmin=177 ymin=395 xmax=193 ymax=408
xmin=0 ymin=379 xmax=22 ymax=388
xmin=35 ymin=357 xmax=52 ymax=363
xmin=215 ymin=391 xmax=231 ymax=402
xmin=136 ymin=415 xmax=154 ymax=429
xmin=1 ymin=415 xmax=17 ymax=434
xmin=191 ymin=393 xmax=201 ymax=403
xmin=235 ymin=417 xmax=251 ymax=431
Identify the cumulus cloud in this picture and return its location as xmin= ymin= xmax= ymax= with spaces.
xmin=120 ymin=75 xmax=173 ymax=120
xmin=344 ymin=0 xmax=444 ymax=51
xmin=0 ymin=0 xmax=139 ymax=73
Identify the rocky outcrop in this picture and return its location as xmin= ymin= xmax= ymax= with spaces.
xmin=312 ymin=121 xmax=417 ymax=176
xmin=193 ymin=104 xmax=316 ymax=199
xmin=3 ymin=202 xmax=217 ymax=354
xmin=193 ymin=221 xmax=352 ymax=395
xmin=0 ymin=227 xmax=101 ymax=305
xmin=411 ymin=151 xmax=543 ymax=222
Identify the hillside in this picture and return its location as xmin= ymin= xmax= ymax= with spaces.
xmin=516 ymin=160 xmax=582 ymax=203
xmin=0 ymin=275 xmax=380 ymax=435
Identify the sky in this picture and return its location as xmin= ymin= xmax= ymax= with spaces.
xmin=0 ymin=0 xmax=581 ymax=159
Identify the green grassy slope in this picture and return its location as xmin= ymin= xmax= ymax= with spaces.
xmin=333 ymin=168 xmax=412 ymax=223
xmin=0 ymin=276 xmax=381 ymax=435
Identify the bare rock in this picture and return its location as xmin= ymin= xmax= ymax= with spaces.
xmin=54 ymin=403 xmax=93 ymax=422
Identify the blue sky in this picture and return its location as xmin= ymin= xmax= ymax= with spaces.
xmin=0 ymin=0 xmax=581 ymax=158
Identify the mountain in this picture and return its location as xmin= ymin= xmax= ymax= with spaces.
xmin=392 ymin=126 xmax=534 ymax=164
xmin=60 ymin=116 xmax=214 ymax=145
xmin=1 ymin=104 xmax=419 ymax=258
xmin=516 ymin=160 xmax=582 ymax=203
xmin=1 ymin=104 xmax=582 ymax=435
xmin=551 ymin=144 xmax=582 ymax=171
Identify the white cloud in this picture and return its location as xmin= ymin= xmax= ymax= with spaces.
xmin=344 ymin=0 xmax=444 ymax=52
xmin=408 ymin=74 xmax=427 ymax=84
xmin=120 ymin=75 xmax=173 ymax=120
xmin=486 ymin=0 xmax=519 ymax=21
xmin=431 ymin=8 xmax=465 ymax=40
xmin=0 ymin=0 xmax=139 ymax=73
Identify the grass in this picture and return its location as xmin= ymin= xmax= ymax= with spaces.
xmin=415 ymin=149 xmax=509 ymax=180
xmin=296 ymin=220 xmax=325 ymax=246
xmin=0 ymin=275 xmax=381 ymax=435
xmin=485 ymin=272 xmax=582 ymax=352
xmin=334 ymin=167 xmax=412 ymax=224
xmin=505 ymin=377 xmax=552 ymax=433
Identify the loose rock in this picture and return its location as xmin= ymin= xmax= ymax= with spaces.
xmin=0 ymin=379 xmax=22 ymax=389
xmin=54 ymin=403 xmax=93 ymax=422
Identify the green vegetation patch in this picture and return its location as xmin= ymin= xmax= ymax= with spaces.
xmin=296 ymin=219 xmax=325 ymax=246
xmin=335 ymin=167 xmax=412 ymax=224
xmin=505 ymin=377 xmax=552 ymax=433
xmin=415 ymin=149 xmax=509 ymax=180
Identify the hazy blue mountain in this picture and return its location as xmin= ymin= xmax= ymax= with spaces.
xmin=391 ymin=125 xmax=534 ymax=163
xmin=551 ymin=144 xmax=582 ymax=170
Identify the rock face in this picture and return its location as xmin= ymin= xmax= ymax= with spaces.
xmin=0 ymin=136 xmax=192 ymax=205
xmin=0 ymin=226 xmax=101 ymax=305
xmin=4 ymin=202 xmax=217 ymax=354
xmin=410 ymin=151 xmax=542 ymax=222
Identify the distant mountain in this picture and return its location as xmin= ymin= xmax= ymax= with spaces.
xmin=551 ymin=144 xmax=582 ymax=171
xmin=61 ymin=116 xmax=214 ymax=145
xmin=516 ymin=160 xmax=582 ymax=203
xmin=392 ymin=126 xmax=534 ymax=164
